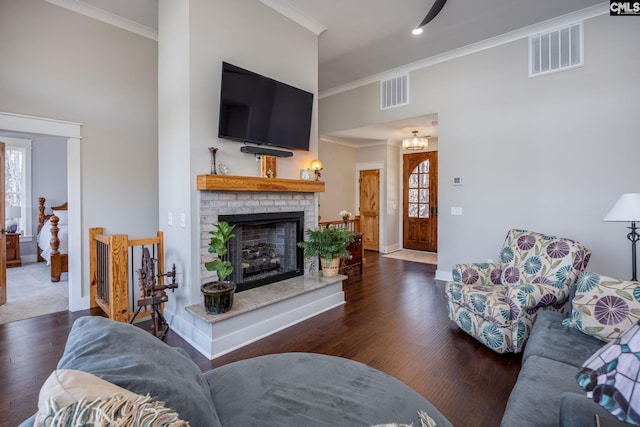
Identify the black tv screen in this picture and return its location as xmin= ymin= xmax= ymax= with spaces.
xmin=218 ymin=62 xmax=313 ymax=151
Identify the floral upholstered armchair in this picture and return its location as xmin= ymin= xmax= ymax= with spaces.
xmin=445 ymin=229 xmax=591 ymax=353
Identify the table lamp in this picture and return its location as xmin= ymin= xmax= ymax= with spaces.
xmin=310 ymin=159 xmax=323 ymax=181
xmin=5 ymin=206 xmax=21 ymax=233
xmin=604 ymin=193 xmax=640 ymax=281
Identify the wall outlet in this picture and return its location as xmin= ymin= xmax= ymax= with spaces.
xmin=451 ymin=207 xmax=463 ymax=215
xmin=167 ymin=212 xmax=173 ymax=226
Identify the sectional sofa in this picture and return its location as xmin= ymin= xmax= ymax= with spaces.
xmin=20 ymin=316 xmax=453 ymax=427
xmin=501 ymin=271 xmax=640 ymax=426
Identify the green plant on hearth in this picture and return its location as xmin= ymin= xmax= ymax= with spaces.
xmin=204 ymin=221 xmax=236 ymax=281
xmin=201 ymin=221 xmax=237 ymax=314
xmin=297 ymin=226 xmax=355 ymax=275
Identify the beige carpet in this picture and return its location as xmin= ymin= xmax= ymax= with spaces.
xmin=383 ymin=249 xmax=438 ymax=265
xmin=0 ymin=262 xmax=68 ymax=324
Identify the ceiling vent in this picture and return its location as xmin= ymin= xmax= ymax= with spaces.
xmin=529 ymin=23 xmax=583 ymax=77
xmin=380 ymin=74 xmax=409 ymax=110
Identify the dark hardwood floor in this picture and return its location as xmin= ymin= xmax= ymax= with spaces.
xmin=0 ymin=252 xmax=522 ymax=427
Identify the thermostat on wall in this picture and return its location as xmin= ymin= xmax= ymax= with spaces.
xmin=452 ymin=177 xmax=462 ymax=186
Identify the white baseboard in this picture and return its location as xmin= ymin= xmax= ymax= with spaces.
xmin=435 ymin=269 xmax=453 ymax=282
xmin=382 ymin=243 xmax=402 ymax=254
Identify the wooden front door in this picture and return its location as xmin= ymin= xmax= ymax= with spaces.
xmin=0 ymin=142 xmax=6 ymax=306
xmin=359 ymin=169 xmax=380 ymax=251
xmin=403 ymin=152 xmax=438 ymax=252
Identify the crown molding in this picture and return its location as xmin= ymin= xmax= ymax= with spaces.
xmin=319 ymin=2 xmax=608 ymax=98
xmin=259 ymin=0 xmax=327 ymax=35
xmin=45 ymin=0 xmax=158 ymax=41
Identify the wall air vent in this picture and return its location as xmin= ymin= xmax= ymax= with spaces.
xmin=380 ymin=74 xmax=409 ymax=110
xmin=529 ymin=23 xmax=583 ymax=77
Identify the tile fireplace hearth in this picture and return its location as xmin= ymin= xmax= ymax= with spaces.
xmin=185 ymin=273 xmax=345 ymax=359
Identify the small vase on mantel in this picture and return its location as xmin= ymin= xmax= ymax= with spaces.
xmin=208 ymin=147 xmax=218 ymax=175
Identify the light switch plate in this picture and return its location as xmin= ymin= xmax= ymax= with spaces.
xmin=451 ymin=207 xmax=463 ymax=215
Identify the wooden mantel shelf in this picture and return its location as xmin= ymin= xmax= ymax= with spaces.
xmin=197 ymin=174 xmax=325 ymax=193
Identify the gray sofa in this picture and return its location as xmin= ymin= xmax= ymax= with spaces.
xmin=501 ymin=310 xmax=620 ymax=427
xmin=20 ymin=316 xmax=452 ymax=427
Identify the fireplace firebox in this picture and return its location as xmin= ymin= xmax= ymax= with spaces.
xmin=219 ymin=211 xmax=304 ymax=292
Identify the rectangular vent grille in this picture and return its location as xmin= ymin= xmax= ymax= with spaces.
xmin=380 ymin=74 xmax=409 ymax=110
xmin=529 ymin=23 xmax=583 ymax=77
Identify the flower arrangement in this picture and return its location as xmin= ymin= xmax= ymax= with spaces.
xmin=339 ymin=210 xmax=352 ymax=224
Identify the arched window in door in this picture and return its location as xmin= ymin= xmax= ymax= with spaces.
xmin=408 ymin=160 xmax=429 ymax=218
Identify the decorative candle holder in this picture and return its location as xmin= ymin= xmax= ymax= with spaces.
xmin=208 ymin=147 xmax=219 ymax=175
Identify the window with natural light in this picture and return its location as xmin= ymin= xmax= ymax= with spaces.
xmin=408 ymin=160 xmax=430 ymax=218
xmin=3 ymin=136 xmax=33 ymax=239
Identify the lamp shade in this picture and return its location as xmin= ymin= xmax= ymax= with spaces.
xmin=310 ymin=159 xmax=323 ymax=171
xmin=577 ymin=321 xmax=640 ymax=424
xmin=604 ymin=194 xmax=640 ymax=222
xmin=5 ymin=206 xmax=21 ymax=219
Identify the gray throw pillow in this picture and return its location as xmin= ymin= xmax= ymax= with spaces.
xmin=56 ymin=316 xmax=221 ymax=427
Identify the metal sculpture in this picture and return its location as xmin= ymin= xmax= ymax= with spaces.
xmin=129 ymin=247 xmax=178 ymax=339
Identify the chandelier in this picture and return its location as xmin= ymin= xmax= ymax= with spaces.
xmin=402 ymin=131 xmax=428 ymax=150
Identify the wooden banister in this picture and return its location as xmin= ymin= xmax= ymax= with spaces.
xmin=89 ymin=228 xmax=165 ymax=323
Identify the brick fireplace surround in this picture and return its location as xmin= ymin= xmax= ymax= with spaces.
xmin=178 ymin=175 xmax=346 ymax=360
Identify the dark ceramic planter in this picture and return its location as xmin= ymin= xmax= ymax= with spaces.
xmin=201 ymin=281 xmax=236 ymax=314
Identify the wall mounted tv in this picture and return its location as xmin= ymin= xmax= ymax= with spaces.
xmin=218 ymin=62 xmax=314 ymax=152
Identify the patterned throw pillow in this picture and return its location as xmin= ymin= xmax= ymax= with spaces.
xmin=563 ymin=272 xmax=640 ymax=341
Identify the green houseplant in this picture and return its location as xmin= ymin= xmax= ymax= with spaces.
xmin=297 ymin=226 xmax=355 ymax=276
xmin=201 ymin=221 xmax=237 ymax=314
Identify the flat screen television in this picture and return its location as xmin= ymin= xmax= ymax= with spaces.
xmin=218 ymin=62 xmax=313 ymax=151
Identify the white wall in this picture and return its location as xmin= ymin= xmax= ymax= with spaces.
xmin=0 ymin=0 xmax=158 ymax=300
xmin=158 ymin=0 xmax=319 ymax=324
xmin=320 ymin=14 xmax=640 ymax=280
xmin=318 ymin=140 xmax=357 ymax=221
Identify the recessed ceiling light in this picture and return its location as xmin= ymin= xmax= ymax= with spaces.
xmin=412 ymin=28 xmax=423 ymax=35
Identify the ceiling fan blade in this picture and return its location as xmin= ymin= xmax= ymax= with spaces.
xmin=417 ymin=0 xmax=448 ymax=28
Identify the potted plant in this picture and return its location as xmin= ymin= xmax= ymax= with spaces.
xmin=201 ymin=221 xmax=237 ymax=314
xmin=297 ymin=226 xmax=355 ymax=276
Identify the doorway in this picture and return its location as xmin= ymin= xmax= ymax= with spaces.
xmin=0 ymin=111 xmax=82 ymax=313
xmin=359 ymin=169 xmax=380 ymax=251
xmin=403 ymin=151 xmax=438 ymax=252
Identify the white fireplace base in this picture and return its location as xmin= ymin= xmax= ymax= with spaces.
xmin=170 ymin=274 xmax=346 ymax=360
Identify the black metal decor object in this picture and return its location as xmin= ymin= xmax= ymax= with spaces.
xmin=628 ymin=221 xmax=639 ymax=281
xmin=129 ymin=247 xmax=179 ymax=339
xmin=416 ymin=0 xmax=448 ymax=29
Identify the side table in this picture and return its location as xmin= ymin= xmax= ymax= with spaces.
xmin=6 ymin=232 xmax=22 ymax=268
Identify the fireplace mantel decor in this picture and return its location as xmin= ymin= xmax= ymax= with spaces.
xmin=197 ymin=174 xmax=325 ymax=193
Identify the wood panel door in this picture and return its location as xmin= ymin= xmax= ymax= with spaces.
xmin=0 ymin=142 xmax=6 ymax=306
xmin=403 ymin=152 xmax=438 ymax=252
xmin=359 ymin=169 xmax=380 ymax=251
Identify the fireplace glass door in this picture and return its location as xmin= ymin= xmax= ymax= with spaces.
xmin=219 ymin=211 xmax=304 ymax=292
